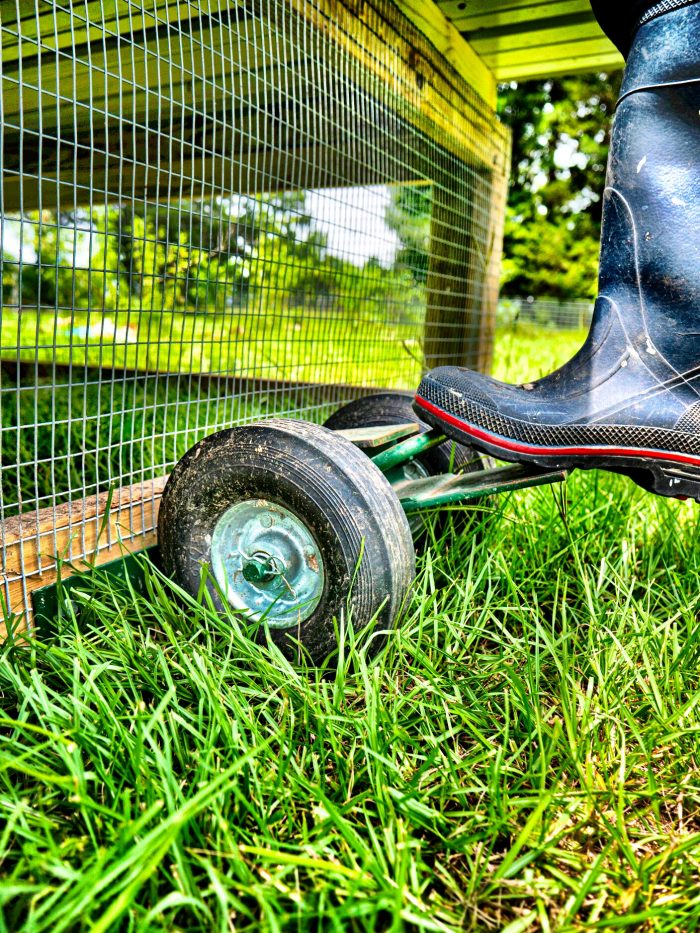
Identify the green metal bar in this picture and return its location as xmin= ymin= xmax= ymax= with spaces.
xmin=371 ymin=429 xmax=447 ymax=473
xmin=31 ymin=547 xmax=157 ymax=636
xmin=399 ymin=465 xmax=568 ymax=513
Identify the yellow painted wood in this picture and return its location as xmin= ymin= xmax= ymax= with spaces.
xmin=436 ymin=0 xmax=624 ymax=79
xmin=472 ymin=18 xmax=603 ymax=56
xmin=486 ymin=40 xmax=622 ymax=80
xmin=441 ymin=0 xmax=586 ymax=17
xmin=1 ymin=0 xmax=507 ymax=212
xmin=6 ymin=0 xmax=498 ymax=108
xmin=395 ymin=0 xmax=497 ymax=108
xmin=443 ymin=0 xmax=591 ymax=32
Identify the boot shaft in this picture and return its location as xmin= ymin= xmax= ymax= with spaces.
xmin=598 ymin=2 xmax=700 ymax=362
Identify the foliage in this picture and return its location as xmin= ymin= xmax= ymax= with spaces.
xmin=1 ymin=192 xmax=423 ymax=324
xmin=498 ymin=71 xmax=623 ymax=300
xmin=384 ymin=185 xmax=431 ymax=284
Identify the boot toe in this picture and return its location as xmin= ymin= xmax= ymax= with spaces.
xmin=416 ymin=366 xmax=547 ymax=429
xmin=418 ymin=366 xmax=500 ymax=413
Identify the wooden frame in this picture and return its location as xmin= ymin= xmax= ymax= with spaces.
xmin=2 ymin=478 xmax=166 ymax=636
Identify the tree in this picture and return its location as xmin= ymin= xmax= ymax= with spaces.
xmin=498 ymin=71 xmax=623 ymax=300
xmin=384 ymin=185 xmax=431 ymax=284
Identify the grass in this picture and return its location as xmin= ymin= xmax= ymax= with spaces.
xmin=6 ymin=323 xmax=700 ymax=931
xmin=2 ymin=301 xmax=425 ymax=516
xmin=2 ymin=305 xmax=424 ymax=388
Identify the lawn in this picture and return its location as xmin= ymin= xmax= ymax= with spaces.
xmin=4 ymin=323 xmax=700 ymax=931
xmin=1 ymin=305 xmax=424 ymax=389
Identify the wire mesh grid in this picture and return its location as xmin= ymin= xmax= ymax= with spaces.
xmin=0 ymin=0 xmax=510 ymax=621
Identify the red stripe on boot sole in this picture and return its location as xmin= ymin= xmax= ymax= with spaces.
xmin=414 ymin=395 xmax=700 ymax=469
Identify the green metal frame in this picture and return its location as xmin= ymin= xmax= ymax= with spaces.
xmin=30 ymin=422 xmax=568 ymax=628
xmin=370 ymin=428 xmax=447 ymax=472
xmin=370 ymin=427 xmax=567 ymax=510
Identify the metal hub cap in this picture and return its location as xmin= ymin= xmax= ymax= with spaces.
xmin=210 ymin=499 xmax=325 ymax=628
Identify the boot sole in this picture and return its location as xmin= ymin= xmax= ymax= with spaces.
xmin=414 ymin=395 xmax=700 ymax=502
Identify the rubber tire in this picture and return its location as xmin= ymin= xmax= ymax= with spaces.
xmin=324 ymin=393 xmax=489 ymax=542
xmin=158 ymin=419 xmax=415 ymax=664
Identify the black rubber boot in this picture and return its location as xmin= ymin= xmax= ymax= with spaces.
xmin=415 ymin=2 xmax=700 ymax=500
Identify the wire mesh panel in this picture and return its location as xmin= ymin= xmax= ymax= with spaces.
xmin=0 ymin=0 xmax=510 ymax=623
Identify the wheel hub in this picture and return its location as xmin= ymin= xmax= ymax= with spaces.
xmin=210 ymin=499 xmax=325 ymax=628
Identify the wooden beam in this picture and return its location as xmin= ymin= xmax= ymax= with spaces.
xmin=469 ymin=14 xmax=601 ymax=55
xmin=434 ymin=0 xmax=623 ymax=80
xmin=488 ymin=44 xmax=622 ymax=81
xmin=476 ymin=143 xmax=510 ymax=372
xmin=395 ymin=0 xmax=497 ymax=108
xmin=440 ymin=0 xmax=591 ymax=33
xmin=1 ymin=0 xmax=507 ymax=214
xmin=1 ymin=477 xmax=167 ymax=636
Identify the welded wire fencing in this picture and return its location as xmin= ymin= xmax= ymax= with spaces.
xmin=497 ymin=298 xmax=594 ymax=331
xmin=0 ymin=0 xmax=510 ymax=622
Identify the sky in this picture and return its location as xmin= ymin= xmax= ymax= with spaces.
xmin=305 ymin=185 xmax=400 ymax=267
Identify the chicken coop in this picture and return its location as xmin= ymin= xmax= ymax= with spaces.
xmin=0 ymin=0 xmax=621 ymax=628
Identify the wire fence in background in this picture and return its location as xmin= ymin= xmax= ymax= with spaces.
xmin=498 ymin=298 xmax=594 ymax=331
xmin=0 ymin=0 xmax=510 ymax=622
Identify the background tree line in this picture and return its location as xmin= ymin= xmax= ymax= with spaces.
xmin=2 ymin=192 xmax=423 ymax=325
xmin=2 ymin=71 xmax=622 ymax=319
xmin=498 ymin=70 xmax=622 ymax=300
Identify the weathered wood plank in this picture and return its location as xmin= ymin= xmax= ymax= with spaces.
xmin=439 ymin=0 xmax=586 ymax=18
xmin=1 ymin=0 xmax=249 ymax=65
xmin=470 ymin=16 xmax=605 ymax=56
xmin=486 ymin=43 xmax=622 ymax=81
xmin=1 ymin=0 xmax=505 ymax=210
xmin=440 ymin=0 xmax=590 ymax=32
xmin=1 ymin=476 xmax=167 ymax=635
xmin=335 ymin=423 xmax=420 ymax=448
xmin=8 ymin=0 xmax=497 ymax=112
xmin=475 ymin=141 xmax=510 ymax=373
xmin=435 ymin=0 xmax=623 ymax=79
xmin=422 ymin=123 xmax=509 ymax=374
xmin=391 ymin=0 xmax=496 ymax=108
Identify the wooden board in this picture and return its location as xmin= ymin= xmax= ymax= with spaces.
xmin=392 ymin=0 xmax=496 ymax=108
xmin=436 ymin=0 xmax=624 ymax=80
xmin=1 ymin=476 xmax=167 ymax=636
xmin=440 ymin=0 xmax=591 ymax=32
xmin=334 ymin=422 xmax=420 ymax=448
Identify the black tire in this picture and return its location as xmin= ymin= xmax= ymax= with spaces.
xmin=324 ymin=393 xmax=489 ymax=542
xmin=158 ymin=419 xmax=415 ymax=664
